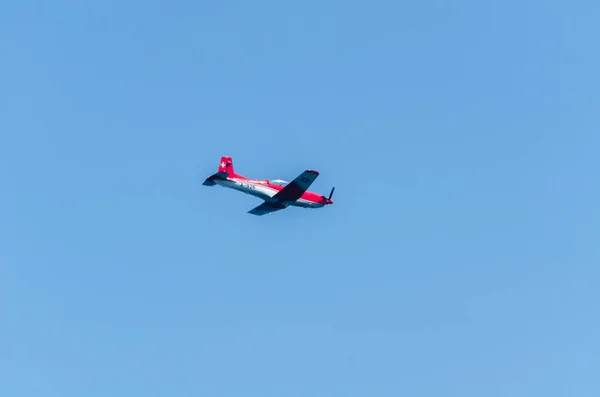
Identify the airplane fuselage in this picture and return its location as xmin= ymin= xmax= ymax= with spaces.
xmin=214 ymin=177 xmax=327 ymax=208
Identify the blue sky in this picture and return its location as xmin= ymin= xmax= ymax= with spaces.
xmin=1 ymin=0 xmax=599 ymax=395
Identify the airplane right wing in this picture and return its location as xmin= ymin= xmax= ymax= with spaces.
xmin=272 ymin=170 xmax=319 ymax=202
xmin=247 ymin=201 xmax=287 ymax=216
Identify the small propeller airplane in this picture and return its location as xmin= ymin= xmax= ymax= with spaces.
xmin=203 ymin=156 xmax=335 ymax=215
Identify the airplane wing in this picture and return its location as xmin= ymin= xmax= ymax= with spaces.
xmin=272 ymin=170 xmax=319 ymax=202
xmin=247 ymin=201 xmax=287 ymax=216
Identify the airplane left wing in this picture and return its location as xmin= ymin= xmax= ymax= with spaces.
xmin=272 ymin=170 xmax=319 ymax=202
xmin=248 ymin=201 xmax=287 ymax=216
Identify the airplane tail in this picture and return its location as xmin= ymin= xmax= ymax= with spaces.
xmin=203 ymin=156 xmax=234 ymax=186
xmin=218 ymin=156 xmax=235 ymax=176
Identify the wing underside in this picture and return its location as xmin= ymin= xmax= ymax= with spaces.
xmin=248 ymin=201 xmax=287 ymax=216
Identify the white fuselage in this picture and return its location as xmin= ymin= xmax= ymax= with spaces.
xmin=214 ymin=179 xmax=324 ymax=208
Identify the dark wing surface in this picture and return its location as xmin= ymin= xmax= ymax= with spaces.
xmin=247 ymin=201 xmax=287 ymax=216
xmin=272 ymin=170 xmax=319 ymax=202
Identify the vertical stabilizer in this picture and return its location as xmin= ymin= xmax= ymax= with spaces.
xmin=218 ymin=156 xmax=235 ymax=176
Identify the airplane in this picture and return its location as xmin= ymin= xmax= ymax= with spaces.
xmin=202 ymin=156 xmax=335 ymax=216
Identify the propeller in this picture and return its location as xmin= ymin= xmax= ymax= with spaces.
xmin=321 ymin=187 xmax=335 ymax=203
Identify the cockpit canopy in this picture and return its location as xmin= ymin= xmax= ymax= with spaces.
xmin=270 ymin=179 xmax=289 ymax=186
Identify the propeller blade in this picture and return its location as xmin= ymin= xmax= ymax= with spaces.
xmin=328 ymin=187 xmax=335 ymax=200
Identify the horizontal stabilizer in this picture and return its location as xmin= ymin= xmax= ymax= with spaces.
xmin=203 ymin=171 xmax=229 ymax=186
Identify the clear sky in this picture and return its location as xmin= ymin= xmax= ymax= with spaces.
xmin=1 ymin=0 xmax=599 ymax=395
